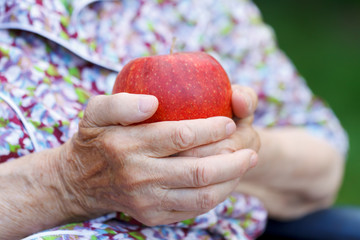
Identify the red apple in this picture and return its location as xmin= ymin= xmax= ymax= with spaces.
xmin=112 ymin=52 xmax=232 ymax=123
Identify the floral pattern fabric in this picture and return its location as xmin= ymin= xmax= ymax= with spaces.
xmin=0 ymin=0 xmax=348 ymax=239
xmin=24 ymin=193 xmax=266 ymax=240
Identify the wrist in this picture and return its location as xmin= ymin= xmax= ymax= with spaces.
xmin=53 ymin=137 xmax=110 ymax=221
xmin=47 ymin=140 xmax=92 ymax=221
xmin=0 ymin=144 xmax=82 ymax=238
xmin=28 ymin=144 xmax=88 ymax=224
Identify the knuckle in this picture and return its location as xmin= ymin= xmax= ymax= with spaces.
xmin=208 ymin=122 xmax=223 ymax=141
xmin=197 ymin=188 xmax=217 ymax=210
xmin=219 ymin=144 xmax=238 ymax=154
xmin=186 ymin=148 xmax=201 ymax=158
xmin=171 ymin=125 xmax=196 ymax=150
xmin=159 ymin=191 xmax=172 ymax=210
xmin=121 ymin=172 xmax=143 ymax=194
xmin=129 ymin=195 xmax=151 ymax=212
xmin=98 ymin=131 xmax=120 ymax=156
xmin=100 ymin=132 xmax=113 ymax=149
xmin=121 ymin=175 xmax=158 ymax=210
xmin=192 ymin=162 xmax=212 ymax=187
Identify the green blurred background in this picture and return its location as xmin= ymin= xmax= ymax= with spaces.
xmin=254 ymin=0 xmax=360 ymax=205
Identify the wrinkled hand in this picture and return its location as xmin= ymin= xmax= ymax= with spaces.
xmin=57 ymin=93 xmax=257 ymax=226
xmin=179 ymin=85 xmax=260 ymax=158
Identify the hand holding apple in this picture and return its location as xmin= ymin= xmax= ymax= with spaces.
xmin=59 ymin=92 xmax=257 ymax=227
xmin=112 ymin=52 xmax=232 ymax=122
xmin=179 ymin=85 xmax=260 ymax=158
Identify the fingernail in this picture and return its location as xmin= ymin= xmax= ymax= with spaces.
xmin=139 ymin=96 xmax=156 ymax=113
xmin=226 ymin=122 xmax=236 ymax=136
xmin=250 ymin=153 xmax=258 ymax=168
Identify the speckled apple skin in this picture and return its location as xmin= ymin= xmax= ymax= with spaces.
xmin=112 ymin=52 xmax=233 ymax=123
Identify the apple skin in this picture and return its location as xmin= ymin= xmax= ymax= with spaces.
xmin=112 ymin=52 xmax=232 ymax=123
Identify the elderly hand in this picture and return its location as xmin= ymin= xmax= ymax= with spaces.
xmin=179 ymin=85 xmax=260 ymax=158
xmin=56 ymin=93 xmax=258 ymax=226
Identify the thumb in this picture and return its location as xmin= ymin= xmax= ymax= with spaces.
xmin=81 ymin=93 xmax=158 ymax=127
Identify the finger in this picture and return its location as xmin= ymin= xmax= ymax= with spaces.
xmin=81 ymin=93 xmax=158 ymax=127
xmin=231 ymin=85 xmax=258 ymax=119
xmin=158 ymin=149 xmax=257 ymax=188
xmin=142 ymin=117 xmax=236 ymax=157
xmin=160 ymin=178 xmax=240 ymax=212
xmin=179 ymin=125 xmax=260 ymax=157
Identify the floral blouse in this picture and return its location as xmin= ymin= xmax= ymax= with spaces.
xmin=0 ymin=0 xmax=348 ymax=239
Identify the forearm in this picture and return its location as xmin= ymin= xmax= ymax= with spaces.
xmin=236 ymin=127 xmax=344 ymax=219
xmin=0 ymin=144 xmax=79 ymax=239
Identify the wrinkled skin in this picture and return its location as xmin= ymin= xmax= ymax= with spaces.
xmin=57 ymin=86 xmax=259 ymax=226
xmin=179 ymin=85 xmax=260 ymax=158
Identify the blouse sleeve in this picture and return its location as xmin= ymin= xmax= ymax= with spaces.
xmin=0 ymin=92 xmax=35 ymax=163
xmin=207 ymin=0 xmax=349 ymax=157
xmin=251 ymin=49 xmax=349 ymax=157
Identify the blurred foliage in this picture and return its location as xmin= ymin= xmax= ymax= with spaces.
xmin=254 ymin=0 xmax=360 ymax=205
